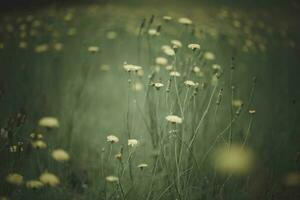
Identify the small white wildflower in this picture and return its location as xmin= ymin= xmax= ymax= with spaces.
xmin=166 ymin=115 xmax=183 ymax=124
xmin=155 ymin=57 xmax=168 ymax=65
xmin=184 ymin=80 xmax=197 ymax=87
xmin=178 ymin=17 xmax=192 ymax=25
xmin=128 ymin=139 xmax=138 ymax=147
xmin=106 ymin=176 xmax=119 ymax=182
xmin=148 ymin=29 xmax=160 ymax=36
xmin=153 ymin=82 xmax=164 ymax=89
xmin=171 ymin=40 xmax=182 ymax=48
xmin=137 ymin=163 xmax=148 ymax=170
xmin=188 ymin=43 xmax=201 ymax=50
xmin=123 ymin=63 xmax=142 ymax=72
xmin=170 ymin=71 xmax=181 ymax=77
xmin=193 ymin=66 xmax=201 ymax=73
xmin=39 ymin=172 xmax=60 ymax=187
xmin=163 ymin=16 xmax=172 ymax=21
xmin=204 ymin=52 xmax=216 ymax=60
xmin=212 ymin=64 xmax=221 ymax=71
xmin=162 ymin=45 xmax=175 ymax=56
xmin=107 ymin=135 xmax=119 ymax=143
xmin=166 ymin=65 xmax=173 ymax=71
xmin=88 ymin=46 xmax=99 ymax=53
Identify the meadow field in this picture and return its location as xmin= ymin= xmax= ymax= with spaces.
xmin=0 ymin=2 xmax=300 ymax=199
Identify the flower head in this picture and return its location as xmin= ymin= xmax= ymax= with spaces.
xmin=155 ymin=57 xmax=168 ymax=65
xmin=38 ymin=117 xmax=59 ymax=128
xmin=188 ymin=43 xmax=200 ymax=50
xmin=204 ymin=52 xmax=216 ymax=60
xmin=123 ymin=63 xmax=142 ymax=72
xmin=51 ymin=149 xmax=70 ymax=162
xmin=107 ymin=135 xmax=119 ymax=143
xmin=137 ymin=163 xmax=148 ymax=170
xmin=166 ymin=115 xmax=183 ymax=124
xmin=153 ymin=82 xmax=164 ymax=90
xmin=88 ymin=46 xmax=99 ymax=53
xmin=171 ymin=40 xmax=182 ymax=48
xmin=106 ymin=176 xmax=119 ymax=182
xmin=31 ymin=140 xmax=47 ymax=149
xmin=170 ymin=71 xmax=181 ymax=77
xmin=178 ymin=17 xmax=192 ymax=25
xmin=39 ymin=172 xmax=60 ymax=187
xmin=128 ymin=139 xmax=138 ymax=147
xmin=26 ymin=180 xmax=44 ymax=189
xmin=6 ymin=173 xmax=23 ymax=185
xmin=184 ymin=80 xmax=197 ymax=87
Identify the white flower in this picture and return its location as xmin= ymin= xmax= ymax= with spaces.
xmin=184 ymin=80 xmax=197 ymax=87
xmin=163 ymin=16 xmax=172 ymax=21
xmin=107 ymin=135 xmax=119 ymax=143
xmin=155 ymin=57 xmax=168 ymax=65
xmin=38 ymin=117 xmax=59 ymax=128
xmin=153 ymin=82 xmax=164 ymax=89
xmin=193 ymin=66 xmax=201 ymax=73
xmin=128 ymin=139 xmax=138 ymax=147
xmin=137 ymin=163 xmax=148 ymax=169
xmin=162 ymin=45 xmax=175 ymax=56
xmin=51 ymin=149 xmax=70 ymax=162
xmin=232 ymin=99 xmax=243 ymax=107
xmin=148 ymin=29 xmax=160 ymax=36
xmin=212 ymin=64 xmax=221 ymax=70
xmin=171 ymin=40 xmax=182 ymax=48
xmin=188 ymin=43 xmax=201 ymax=50
xmin=123 ymin=63 xmax=142 ymax=72
xmin=166 ymin=115 xmax=183 ymax=124
xmin=204 ymin=52 xmax=216 ymax=60
xmin=166 ymin=65 xmax=173 ymax=71
xmin=88 ymin=46 xmax=99 ymax=53
xmin=178 ymin=17 xmax=192 ymax=25
xmin=170 ymin=71 xmax=181 ymax=77
xmin=106 ymin=176 xmax=119 ymax=182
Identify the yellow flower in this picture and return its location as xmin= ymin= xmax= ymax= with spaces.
xmin=214 ymin=144 xmax=254 ymax=175
xmin=31 ymin=140 xmax=47 ymax=149
xmin=39 ymin=172 xmax=60 ymax=187
xmin=26 ymin=180 xmax=44 ymax=189
xmin=6 ymin=173 xmax=23 ymax=185
xmin=51 ymin=149 xmax=70 ymax=162
xmin=38 ymin=117 xmax=59 ymax=128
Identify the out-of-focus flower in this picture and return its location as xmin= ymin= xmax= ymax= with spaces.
xmin=232 ymin=100 xmax=243 ymax=107
xmin=178 ymin=17 xmax=192 ymax=25
xmin=214 ymin=144 xmax=254 ymax=175
xmin=39 ymin=172 xmax=60 ymax=187
xmin=107 ymin=135 xmax=119 ymax=143
xmin=148 ymin=29 xmax=160 ymax=36
xmin=31 ymin=140 xmax=47 ymax=149
xmin=204 ymin=52 xmax=216 ymax=60
xmin=51 ymin=149 xmax=70 ymax=162
xmin=155 ymin=57 xmax=168 ymax=65
xmin=26 ymin=180 xmax=44 ymax=189
xmin=284 ymin=172 xmax=300 ymax=186
xmin=171 ymin=40 xmax=182 ymax=48
xmin=106 ymin=31 xmax=118 ymax=40
xmin=35 ymin=44 xmax=49 ymax=53
xmin=6 ymin=173 xmax=23 ymax=185
xmin=170 ymin=71 xmax=181 ymax=77
xmin=153 ymin=82 xmax=164 ymax=90
xmin=166 ymin=115 xmax=183 ymax=124
xmin=38 ymin=117 xmax=59 ymax=128
xmin=88 ymin=46 xmax=99 ymax=53
xmin=163 ymin=16 xmax=172 ymax=21
xmin=128 ymin=139 xmax=138 ymax=147
xmin=106 ymin=176 xmax=119 ymax=182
